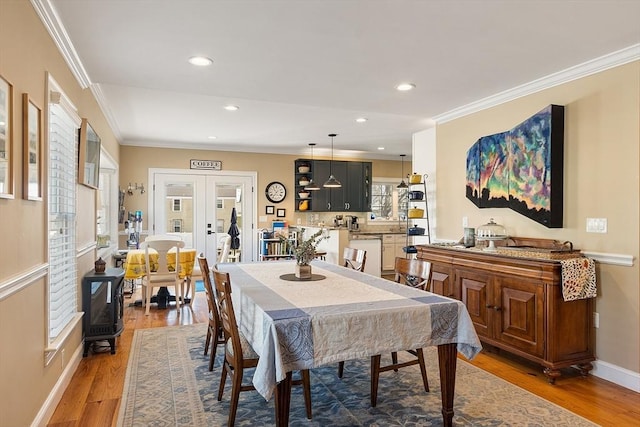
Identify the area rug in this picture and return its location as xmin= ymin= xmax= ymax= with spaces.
xmin=118 ymin=325 xmax=598 ymax=426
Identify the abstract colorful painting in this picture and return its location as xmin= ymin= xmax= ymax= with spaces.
xmin=465 ymin=105 xmax=564 ymax=228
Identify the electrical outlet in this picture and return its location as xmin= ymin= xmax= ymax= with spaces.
xmin=462 ymin=216 xmax=469 ymax=228
xmin=593 ymin=312 xmax=599 ymax=328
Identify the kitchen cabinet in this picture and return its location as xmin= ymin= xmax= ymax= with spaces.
xmin=382 ymin=234 xmax=407 ymax=271
xmin=417 ymin=243 xmax=594 ymax=383
xmin=295 ymin=159 xmax=371 ymax=212
xmin=349 ymin=237 xmax=381 ymax=277
xmin=294 ymin=159 xmax=314 ymax=212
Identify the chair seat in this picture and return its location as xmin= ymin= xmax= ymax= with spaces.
xmin=227 ymin=332 xmax=259 ymax=360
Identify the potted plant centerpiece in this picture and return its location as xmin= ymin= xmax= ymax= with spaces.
xmin=288 ymin=228 xmax=328 ymax=279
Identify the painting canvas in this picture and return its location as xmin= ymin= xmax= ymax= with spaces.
xmin=465 ymin=105 xmax=564 ymax=228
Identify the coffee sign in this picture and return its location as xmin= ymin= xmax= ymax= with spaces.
xmin=190 ymin=159 xmax=222 ymax=170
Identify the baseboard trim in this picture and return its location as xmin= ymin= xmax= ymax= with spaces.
xmin=31 ymin=342 xmax=84 ymax=427
xmin=591 ymin=359 xmax=640 ymax=393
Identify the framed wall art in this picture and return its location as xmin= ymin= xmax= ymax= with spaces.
xmin=0 ymin=74 xmax=14 ymax=199
xmin=276 ymin=208 xmax=286 ymax=218
xmin=78 ymin=118 xmax=101 ymax=189
xmin=23 ymin=93 xmax=42 ymax=201
xmin=266 ymin=205 xmax=275 ymax=215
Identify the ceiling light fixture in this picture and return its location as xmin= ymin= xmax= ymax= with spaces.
xmin=304 ymin=143 xmax=321 ymax=191
xmin=207 ymin=135 xmax=217 ymax=140
xmin=356 ymin=117 xmax=368 ymax=123
xmin=323 ymin=133 xmax=342 ymax=188
xmin=377 ymin=147 xmax=385 ymax=150
xmin=224 ymin=105 xmax=239 ymax=111
xmin=397 ymin=154 xmax=408 ymax=188
xmin=396 ymin=82 xmax=416 ymax=91
xmin=188 ymin=56 xmax=213 ymax=66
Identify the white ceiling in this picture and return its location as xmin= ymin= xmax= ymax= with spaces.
xmin=42 ymin=0 xmax=640 ymax=160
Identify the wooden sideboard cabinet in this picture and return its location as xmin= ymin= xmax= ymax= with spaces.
xmin=417 ymin=243 xmax=595 ymax=383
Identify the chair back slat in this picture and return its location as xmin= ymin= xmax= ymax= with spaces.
xmin=217 ymin=235 xmax=232 ymax=264
xmin=198 ymin=253 xmax=220 ymax=322
xmin=343 ymin=247 xmax=367 ymax=272
xmin=212 ymin=268 xmax=243 ymax=367
xmin=394 ymin=257 xmax=432 ymax=291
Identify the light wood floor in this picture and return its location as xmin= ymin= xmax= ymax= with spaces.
xmin=47 ymin=285 xmax=639 ymax=427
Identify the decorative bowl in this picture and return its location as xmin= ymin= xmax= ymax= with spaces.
xmin=298 ymin=191 xmax=310 ymax=199
xmin=298 ymin=165 xmax=311 ymax=173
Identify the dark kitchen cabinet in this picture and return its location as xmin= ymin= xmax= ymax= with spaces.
xmin=295 ymin=159 xmax=371 ymax=212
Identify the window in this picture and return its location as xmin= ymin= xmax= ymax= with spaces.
xmin=172 ymin=198 xmax=182 ymax=212
xmin=370 ymin=179 xmax=408 ymax=221
xmin=172 ymin=219 xmax=183 ymax=232
xmin=97 ymin=150 xmax=117 ymax=249
xmin=47 ymin=77 xmax=82 ymax=360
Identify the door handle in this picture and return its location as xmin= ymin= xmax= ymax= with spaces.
xmin=207 ymin=230 xmax=213 ymax=235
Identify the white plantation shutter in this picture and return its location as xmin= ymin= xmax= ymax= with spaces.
xmin=48 ymin=87 xmax=79 ymax=341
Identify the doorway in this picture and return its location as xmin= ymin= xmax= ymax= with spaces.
xmin=148 ymin=168 xmax=256 ymax=264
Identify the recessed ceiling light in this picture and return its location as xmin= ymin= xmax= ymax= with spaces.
xmin=188 ymin=56 xmax=213 ymax=66
xmin=378 ymin=147 xmax=385 ymax=150
xmin=396 ymin=83 xmax=416 ymax=91
xmin=207 ymin=136 xmax=217 ymax=140
xmin=224 ymin=105 xmax=239 ymax=111
xmin=356 ymin=117 xmax=368 ymax=123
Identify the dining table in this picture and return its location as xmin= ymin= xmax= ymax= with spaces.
xmin=123 ymin=247 xmax=197 ymax=307
xmin=216 ymin=260 xmax=482 ymax=426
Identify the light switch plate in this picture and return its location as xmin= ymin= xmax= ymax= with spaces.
xmin=586 ymin=218 xmax=607 ymax=233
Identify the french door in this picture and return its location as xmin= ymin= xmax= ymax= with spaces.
xmin=148 ymin=168 xmax=256 ymax=263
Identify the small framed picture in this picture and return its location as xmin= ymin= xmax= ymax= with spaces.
xmin=276 ymin=208 xmax=286 ymax=218
xmin=266 ymin=205 xmax=275 ymax=215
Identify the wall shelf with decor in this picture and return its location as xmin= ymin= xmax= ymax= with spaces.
xmin=404 ymin=173 xmax=431 ymax=256
xmin=295 ymin=159 xmax=313 ymax=212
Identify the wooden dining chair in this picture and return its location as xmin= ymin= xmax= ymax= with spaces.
xmin=370 ymin=257 xmax=432 ymax=406
xmin=343 ymin=247 xmax=367 ymax=272
xmin=139 ymin=239 xmax=185 ymax=315
xmin=212 ymin=268 xmax=312 ymax=426
xmin=197 ymin=253 xmax=224 ymax=371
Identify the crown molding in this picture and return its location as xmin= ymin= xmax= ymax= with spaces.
xmin=31 ymin=0 xmax=92 ymax=89
xmin=433 ymin=44 xmax=640 ymax=124
xmin=91 ymin=84 xmax=122 ymax=142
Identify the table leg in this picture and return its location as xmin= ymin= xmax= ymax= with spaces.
xmin=437 ymin=343 xmax=457 ymax=427
xmin=274 ymin=371 xmax=292 ymax=427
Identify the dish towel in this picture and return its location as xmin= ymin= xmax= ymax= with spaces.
xmin=560 ymin=258 xmax=597 ymax=302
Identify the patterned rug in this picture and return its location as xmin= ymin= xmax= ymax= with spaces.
xmin=118 ymin=325 xmax=598 ymax=426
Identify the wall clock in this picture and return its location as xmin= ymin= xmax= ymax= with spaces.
xmin=265 ymin=181 xmax=286 ymax=203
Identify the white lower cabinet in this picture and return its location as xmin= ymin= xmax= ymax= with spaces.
xmin=382 ymin=234 xmax=408 ymax=271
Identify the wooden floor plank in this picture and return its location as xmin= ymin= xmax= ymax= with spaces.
xmin=48 ymin=288 xmax=639 ymax=426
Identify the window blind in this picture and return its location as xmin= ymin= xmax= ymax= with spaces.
xmin=48 ymin=99 xmax=78 ymax=341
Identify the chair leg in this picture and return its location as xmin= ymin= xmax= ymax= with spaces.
xmin=144 ymin=286 xmax=151 ymax=316
xmin=416 ymin=348 xmax=429 ymax=392
xmin=391 ymin=351 xmax=399 ymax=372
xmin=301 ymin=369 xmax=312 ymax=419
xmin=338 ymin=361 xmax=345 ymax=378
xmin=204 ymin=327 xmax=212 ymax=356
xmin=228 ymin=365 xmax=243 ymax=427
xmin=218 ymin=361 xmax=228 ymax=401
xmin=370 ymin=354 xmax=381 ymax=407
xmin=208 ymin=335 xmax=217 ymax=371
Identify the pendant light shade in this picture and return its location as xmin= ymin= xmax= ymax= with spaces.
xmin=304 ymin=143 xmax=321 ymax=191
xmin=323 ymin=133 xmax=342 ymax=188
xmin=397 ymin=154 xmax=408 ymax=188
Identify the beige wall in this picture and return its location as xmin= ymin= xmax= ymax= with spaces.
xmin=433 ymin=61 xmax=640 ymax=373
xmin=0 ymin=2 xmax=119 ymax=426
xmin=119 ymin=145 xmax=403 ymax=231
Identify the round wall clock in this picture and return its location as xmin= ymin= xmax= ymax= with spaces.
xmin=265 ymin=181 xmax=287 ymax=203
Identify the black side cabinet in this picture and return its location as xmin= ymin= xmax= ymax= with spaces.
xmin=82 ymin=268 xmax=125 ymax=356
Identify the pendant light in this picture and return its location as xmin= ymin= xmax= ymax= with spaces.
xmin=304 ymin=143 xmax=321 ymax=191
xmin=397 ymin=154 xmax=408 ymax=188
xmin=323 ymin=133 xmax=342 ymax=188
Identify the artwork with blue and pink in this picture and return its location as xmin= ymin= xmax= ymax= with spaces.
xmin=465 ymin=105 xmax=564 ymax=228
